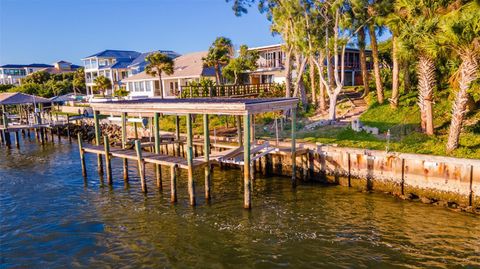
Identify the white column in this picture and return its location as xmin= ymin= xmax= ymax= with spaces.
xmin=351 ymin=71 xmax=355 ymax=86
xmin=177 ymin=78 xmax=181 ymax=97
xmin=161 ymin=79 xmax=166 ymax=98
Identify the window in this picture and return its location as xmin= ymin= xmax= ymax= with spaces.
xmin=128 ymin=82 xmax=133 ymax=91
xmin=140 ymin=81 xmax=145 ymax=92
xmin=134 ymin=81 xmax=141 ymax=92
xmin=145 ymin=81 xmax=152 ymax=92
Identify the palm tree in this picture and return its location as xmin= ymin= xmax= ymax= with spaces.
xmin=202 ymin=37 xmax=233 ymax=85
xmin=442 ymin=2 xmax=480 ymax=152
xmin=145 ymin=52 xmax=174 ymax=98
xmin=367 ymin=17 xmax=384 ymax=104
xmin=397 ymin=0 xmax=447 ymax=136
xmin=93 ymin=76 xmax=112 ymax=96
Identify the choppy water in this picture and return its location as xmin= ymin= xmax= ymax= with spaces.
xmin=1 ymin=136 xmax=479 ymax=268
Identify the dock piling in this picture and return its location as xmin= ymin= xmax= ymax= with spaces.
xmin=14 ymin=131 xmax=20 ymax=149
xmin=170 ymin=164 xmax=178 ymax=203
xmin=135 ymin=140 xmax=147 ymax=193
xmin=104 ymin=136 xmax=112 ymax=185
xmin=77 ymin=133 xmax=87 ymax=179
xmin=203 ymin=114 xmax=211 ymax=200
xmin=291 ymin=107 xmax=297 ymax=188
xmin=154 ymin=112 xmax=162 ymax=190
xmin=121 ymin=112 xmax=129 ymax=182
xmin=93 ymin=111 xmax=104 ymax=177
xmin=243 ymin=114 xmax=251 ymax=209
xmin=186 ymin=113 xmax=196 ymax=206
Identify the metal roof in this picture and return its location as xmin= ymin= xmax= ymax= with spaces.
xmin=0 ymin=63 xmax=53 ymax=68
xmin=83 ymin=49 xmax=141 ymax=59
xmin=0 ymin=92 xmax=51 ymax=105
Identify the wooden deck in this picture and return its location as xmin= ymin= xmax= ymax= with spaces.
xmin=82 ymin=144 xmax=206 ymax=169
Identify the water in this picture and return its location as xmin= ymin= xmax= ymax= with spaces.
xmin=1 ymin=137 xmax=479 ymax=268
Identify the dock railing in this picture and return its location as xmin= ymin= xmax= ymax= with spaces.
xmin=180 ymin=83 xmax=272 ymax=98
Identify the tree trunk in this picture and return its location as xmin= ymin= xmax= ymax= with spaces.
xmin=446 ymin=50 xmax=478 ymax=152
xmin=319 ymin=78 xmax=327 ymax=112
xmin=309 ymin=56 xmax=316 ymax=106
xmin=368 ymin=23 xmax=384 ymax=104
xmin=328 ymin=92 xmax=338 ymax=121
xmin=285 ymin=48 xmax=293 ymax=98
xmin=214 ymin=65 xmax=221 ymax=85
xmin=158 ymin=72 xmax=164 ymax=99
xmin=390 ymin=34 xmax=400 ymax=108
xmin=417 ymin=54 xmax=436 ymax=135
xmin=403 ymin=61 xmax=411 ymax=93
xmin=358 ymin=26 xmax=370 ymax=97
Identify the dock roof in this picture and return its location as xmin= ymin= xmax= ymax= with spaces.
xmin=90 ymin=97 xmax=298 ymax=116
xmin=0 ymin=92 xmax=51 ymax=105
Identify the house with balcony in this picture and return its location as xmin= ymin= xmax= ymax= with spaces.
xmin=245 ymin=44 xmax=372 ymax=87
xmin=82 ymin=50 xmax=141 ymax=95
xmin=122 ymin=51 xmax=215 ymax=98
xmin=0 ymin=63 xmax=53 ymax=85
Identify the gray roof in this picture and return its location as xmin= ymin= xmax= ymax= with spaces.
xmin=50 ymin=93 xmax=86 ymax=103
xmin=0 ymin=92 xmax=51 ymax=105
xmin=128 ymin=50 xmax=181 ymax=68
xmin=99 ymin=60 xmax=132 ymax=70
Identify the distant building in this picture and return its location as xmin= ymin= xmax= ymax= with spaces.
xmin=38 ymin=61 xmax=82 ymax=75
xmin=122 ymin=51 xmax=215 ymax=98
xmin=245 ymin=44 xmax=372 ymax=86
xmin=0 ymin=63 xmax=53 ymax=85
xmin=82 ymin=50 xmax=141 ymax=95
xmin=127 ymin=50 xmax=180 ymax=76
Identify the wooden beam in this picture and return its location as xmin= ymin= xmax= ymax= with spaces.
xmin=243 ymin=114 xmax=251 ymax=209
xmin=154 ymin=112 xmax=162 ymax=189
xmin=77 ymin=133 xmax=87 ymax=179
xmin=291 ymin=107 xmax=297 ymax=187
xmin=104 ymin=136 xmax=112 ymax=185
xmin=121 ymin=112 xmax=129 ymax=182
xmin=170 ymin=164 xmax=177 ymax=203
xmin=135 ymin=140 xmax=147 ymax=193
xmin=93 ymin=110 xmax=103 ymax=177
xmin=203 ymin=114 xmax=211 ymax=200
xmin=186 ymin=113 xmax=196 ymax=206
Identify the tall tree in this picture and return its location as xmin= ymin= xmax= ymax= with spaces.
xmin=367 ymin=10 xmax=384 ymax=104
xmin=202 ymin=37 xmax=234 ymax=85
xmin=73 ymin=68 xmax=85 ymax=94
xmin=223 ymin=45 xmax=259 ymax=84
xmin=145 ymin=52 xmax=175 ymax=98
xmin=441 ymin=1 xmax=480 ymax=152
xmin=93 ymin=76 xmax=112 ymax=96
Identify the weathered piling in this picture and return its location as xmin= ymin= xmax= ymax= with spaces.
xmin=93 ymin=111 xmax=104 ymax=177
xmin=77 ymin=133 xmax=87 ymax=179
xmin=104 ymin=136 xmax=112 ymax=185
xmin=186 ymin=113 xmax=196 ymax=206
xmin=291 ymin=108 xmax=297 ymax=187
xmin=121 ymin=112 xmax=129 ymax=182
xmin=204 ymin=114 xmax=211 ymax=200
xmin=14 ymin=131 xmax=20 ymax=149
xmin=154 ymin=112 xmax=162 ymax=189
xmin=170 ymin=164 xmax=178 ymax=203
xmin=243 ymin=114 xmax=251 ymax=209
xmin=135 ymin=140 xmax=147 ymax=193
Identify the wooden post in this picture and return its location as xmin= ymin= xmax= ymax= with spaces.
xmin=4 ymin=131 xmax=11 ymax=148
xmin=243 ymin=114 xmax=252 ymax=209
xmin=175 ymin=115 xmax=181 ymax=156
xmin=121 ymin=112 xmax=129 ymax=182
xmin=2 ymin=105 xmax=8 ymax=128
xmin=203 ymin=114 xmax=211 ymax=200
xmin=291 ymin=107 xmax=297 ymax=188
xmin=0 ymin=130 xmax=4 ymax=144
xmin=170 ymin=164 xmax=177 ymax=203
xmin=77 ymin=133 xmax=87 ymax=178
xmin=236 ymin=115 xmax=242 ymax=146
xmin=186 ymin=113 xmax=196 ymax=206
xmin=135 ymin=140 xmax=147 ymax=193
xmin=93 ymin=110 xmax=104 ymax=177
xmin=154 ymin=112 xmax=162 ymax=189
xmin=134 ymin=122 xmax=138 ymax=139
xmin=104 ymin=136 xmax=112 ymax=185
xmin=67 ymin=116 xmax=71 ymax=143
xmin=14 ymin=131 xmax=20 ymax=149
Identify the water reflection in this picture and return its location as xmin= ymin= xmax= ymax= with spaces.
xmin=1 ymin=138 xmax=479 ymax=268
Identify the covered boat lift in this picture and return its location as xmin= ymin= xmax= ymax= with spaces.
xmin=85 ymin=97 xmax=299 ymax=209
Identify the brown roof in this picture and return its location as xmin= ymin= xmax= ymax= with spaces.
xmin=0 ymin=92 xmax=51 ymax=105
xmin=122 ymin=51 xmax=215 ymax=82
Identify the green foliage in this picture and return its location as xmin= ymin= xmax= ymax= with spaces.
xmin=114 ymin=88 xmax=129 ymax=97
xmin=145 ymin=52 xmax=175 ymax=78
xmin=223 ymin=44 xmax=259 ymax=84
xmin=203 ymin=37 xmax=234 ymax=83
xmin=181 ymin=78 xmax=216 ymax=98
xmin=21 ymin=70 xmax=50 ymax=84
xmin=0 ymin=84 xmax=15 ymax=93
xmin=93 ymin=76 xmax=112 ymax=96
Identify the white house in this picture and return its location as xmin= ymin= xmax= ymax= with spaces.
xmin=122 ymin=51 xmax=215 ymax=98
xmin=0 ymin=63 xmax=53 ymax=85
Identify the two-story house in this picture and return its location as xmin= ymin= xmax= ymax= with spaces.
xmin=0 ymin=63 xmax=53 ymax=85
xmin=82 ymin=50 xmax=141 ymax=95
xmin=245 ymin=44 xmax=372 ymax=87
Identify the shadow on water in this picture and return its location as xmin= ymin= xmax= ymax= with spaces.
xmin=1 ymin=138 xmax=479 ymax=268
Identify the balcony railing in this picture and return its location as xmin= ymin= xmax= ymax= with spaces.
xmin=180 ymin=83 xmax=273 ymax=98
xmin=257 ymin=59 xmax=284 ymax=69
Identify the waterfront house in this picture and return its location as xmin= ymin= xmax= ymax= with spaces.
xmin=37 ymin=61 xmax=82 ymax=75
xmin=82 ymin=50 xmax=141 ymax=96
xmin=122 ymin=51 xmax=215 ymax=98
xmin=245 ymin=44 xmax=372 ymax=86
xmin=127 ymin=50 xmax=181 ymax=76
xmin=0 ymin=63 xmax=53 ymax=85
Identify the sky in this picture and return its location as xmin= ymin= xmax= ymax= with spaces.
xmin=0 ymin=0 xmax=282 ymax=65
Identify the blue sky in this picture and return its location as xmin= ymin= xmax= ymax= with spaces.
xmin=0 ymin=0 xmax=281 ymax=65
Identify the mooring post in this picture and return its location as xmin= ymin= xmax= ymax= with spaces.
xmin=243 ymin=114 xmax=252 ymax=209
xmin=203 ymin=114 xmax=211 ymax=200
xmin=236 ymin=115 xmax=243 ymax=146
xmin=291 ymin=107 xmax=297 ymax=188
xmin=170 ymin=164 xmax=178 ymax=203
xmin=154 ymin=112 xmax=162 ymax=189
xmin=67 ymin=115 xmax=71 ymax=143
xmin=175 ymin=115 xmax=181 ymax=157
xmin=93 ymin=110 xmax=104 ymax=177
xmin=121 ymin=112 xmax=129 ymax=182
xmin=135 ymin=140 xmax=147 ymax=193
xmin=2 ymin=105 xmax=11 ymax=148
xmin=14 ymin=131 xmax=20 ymax=149
xmin=104 ymin=136 xmax=112 ymax=185
xmin=77 ymin=133 xmax=87 ymax=179
xmin=0 ymin=130 xmax=4 ymax=145
xmin=186 ymin=113 xmax=196 ymax=206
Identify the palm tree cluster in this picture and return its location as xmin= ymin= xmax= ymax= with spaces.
xmin=230 ymin=0 xmax=479 ymax=152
